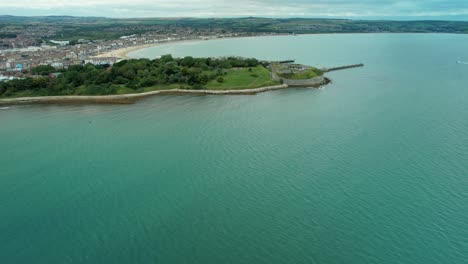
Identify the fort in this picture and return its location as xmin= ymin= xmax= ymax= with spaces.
xmin=269 ymin=62 xmax=363 ymax=87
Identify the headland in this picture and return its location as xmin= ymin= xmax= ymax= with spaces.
xmin=0 ymin=55 xmax=362 ymax=106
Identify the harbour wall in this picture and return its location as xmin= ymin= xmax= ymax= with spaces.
xmin=322 ymin=64 xmax=364 ymax=72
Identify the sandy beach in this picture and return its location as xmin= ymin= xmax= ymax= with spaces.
xmin=93 ymin=44 xmax=158 ymax=59
xmin=93 ymin=38 xmax=207 ymax=59
xmin=92 ymin=35 xmax=289 ymax=59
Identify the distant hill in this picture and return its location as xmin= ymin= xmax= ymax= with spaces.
xmin=1 ymin=16 xmax=468 ymax=42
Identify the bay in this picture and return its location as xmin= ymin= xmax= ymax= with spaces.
xmin=1 ymin=34 xmax=467 ymax=264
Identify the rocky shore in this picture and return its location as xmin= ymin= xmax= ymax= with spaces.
xmin=0 ymin=84 xmax=320 ymax=106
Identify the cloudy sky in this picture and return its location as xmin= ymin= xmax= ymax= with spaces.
xmin=1 ymin=0 xmax=468 ymax=20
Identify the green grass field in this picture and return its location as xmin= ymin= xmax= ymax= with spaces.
xmin=275 ymin=68 xmax=323 ymax=80
xmin=205 ymin=66 xmax=278 ymax=90
xmin=119 ymin=66 xmax=277 ymax=93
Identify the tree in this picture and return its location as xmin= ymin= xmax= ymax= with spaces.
xmin=32 ymin=77 xmax=48 ymax=89
xmin=2 ymin=56 xmax=269 ymax=97
xmin=0 ymin=84 xmax=6 ymax=96
xmin=114 ymin=76 xmax=129 ymax=84
xmin=30 ymin=65 xmax=55 ymax=76
xmin=197 ymin=74 xmax=209 ymax=85
xmin=181 ymin=56 xmax=195 ymax=67
xmin=160 ymin=54 xmax=174 ymax=63
xmin=95 ymin=71 xmax=111 ymax=84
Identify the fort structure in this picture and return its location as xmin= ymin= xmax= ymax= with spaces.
xmin=269 ymin=62 xmax=363 ymax=87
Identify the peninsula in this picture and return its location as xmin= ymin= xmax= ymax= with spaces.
xmin=0 ymin=55 xmax=363 ymax=105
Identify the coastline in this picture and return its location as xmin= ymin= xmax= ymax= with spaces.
xmin=93 ymin=34 xmax=290 ymax=59
xmin=1 ymin=33 xmax=360 ymax=106
xmin=93 ymin=39 xmax=205 ymax=59
xmin=0 ymin=84 xmax=298 ymax=106
xmin=0 ymin=77 xmax=332 ymax=106
xmin=0 ymin=65 xmax=339 ymax=106
xmin=95 ymin=33 xmax=432 ymax=60
xmin=93 ymin=44 xmax=157 ymax=59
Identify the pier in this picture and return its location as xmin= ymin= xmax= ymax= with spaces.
xmin=278 ymin=60 xmax=296 ymax=64
xmin=322 ymin=64 xmax=364 ymax=72
xmin=263 ymin=59 xmax=296 ymax=65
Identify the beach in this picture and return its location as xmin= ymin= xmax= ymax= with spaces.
xmin=93 ymin=38 xmax=209 ymax=59
xmin=93 ymin=44 xmax=159 ymax=59
xmin=93 ymin=35 xmax=289 ymax=59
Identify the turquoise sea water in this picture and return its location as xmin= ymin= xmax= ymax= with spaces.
xmin=1 ymin=34 xmax=468 ymax=263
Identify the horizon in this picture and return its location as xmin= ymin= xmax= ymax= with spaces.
xmin=1 ymin=14 xmax=468 ymax=22
xmin=1 ymin=0 xmax=468 ymax=21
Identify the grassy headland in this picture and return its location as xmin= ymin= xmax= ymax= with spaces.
xmin=270 ymin=63 xmax=324 ymax=79
xmin=275 ymin=67 xmax=323 ymax=80
xmin=0 ymin=56 xmax=280 ymax=98
xmin=205 ymin=65 xmax=277 ymax=90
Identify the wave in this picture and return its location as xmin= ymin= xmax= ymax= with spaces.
xmin=457 ymin=61 xmax=468 ymax=65
xmin=0 ymin=107 xmax=11 ymax=110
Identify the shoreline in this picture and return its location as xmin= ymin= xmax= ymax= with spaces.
xmin=0 ymin=78 xmax=331 ymax=106
xmin=94 ymin=34 xmax=291 ymax=59
xmin=94 ymin=44 xmax=157 ymax=59
xmin=94 ymin=32 xmax=456 ymax=60
xmin=93 ymin=39 xmax=205 ymax=59
xmin=1 ymin=33 xmax=366 ymax=106
xmin=0 ymin=84 xmax=298 ymax=106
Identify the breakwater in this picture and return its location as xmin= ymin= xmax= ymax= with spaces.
xmin=322 ymin=64 xmax=364 ymax=72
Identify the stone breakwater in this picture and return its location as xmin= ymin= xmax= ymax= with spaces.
xmin=0 ymin=84 xmax=301 ymax=106
xmin=322 ymin=64 xmax=364 ymax=72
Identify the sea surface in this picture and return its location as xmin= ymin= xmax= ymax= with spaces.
xmin=1 ymin=34 xmax=468 ymax=263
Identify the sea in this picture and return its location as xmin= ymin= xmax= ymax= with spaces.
xmin=1 ymin=34 xmax=467 ymax=263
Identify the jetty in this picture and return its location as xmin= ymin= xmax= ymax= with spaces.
xmin=322 ymin=64 xmax=364 ymax=72
xmin=278 ymin=60 xmax=296 ymax=64
xmin=262 ymin=59 xmax=296 ymax=65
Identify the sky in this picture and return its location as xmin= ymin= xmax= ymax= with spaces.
xmin=1 ymin=0 xmax=468 ymax=20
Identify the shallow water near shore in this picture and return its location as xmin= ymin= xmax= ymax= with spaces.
xmin=1 ymin=34 xmax=468 ymax=263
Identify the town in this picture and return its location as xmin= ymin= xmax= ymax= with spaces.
xmin=0 ymin=25 xmax=274 ymax=78
xmin=2 ymin=16 xmax=468 ymax=79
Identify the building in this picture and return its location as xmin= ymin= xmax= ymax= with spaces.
xmin=84 ymin=57 xmax=118 ymax=66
